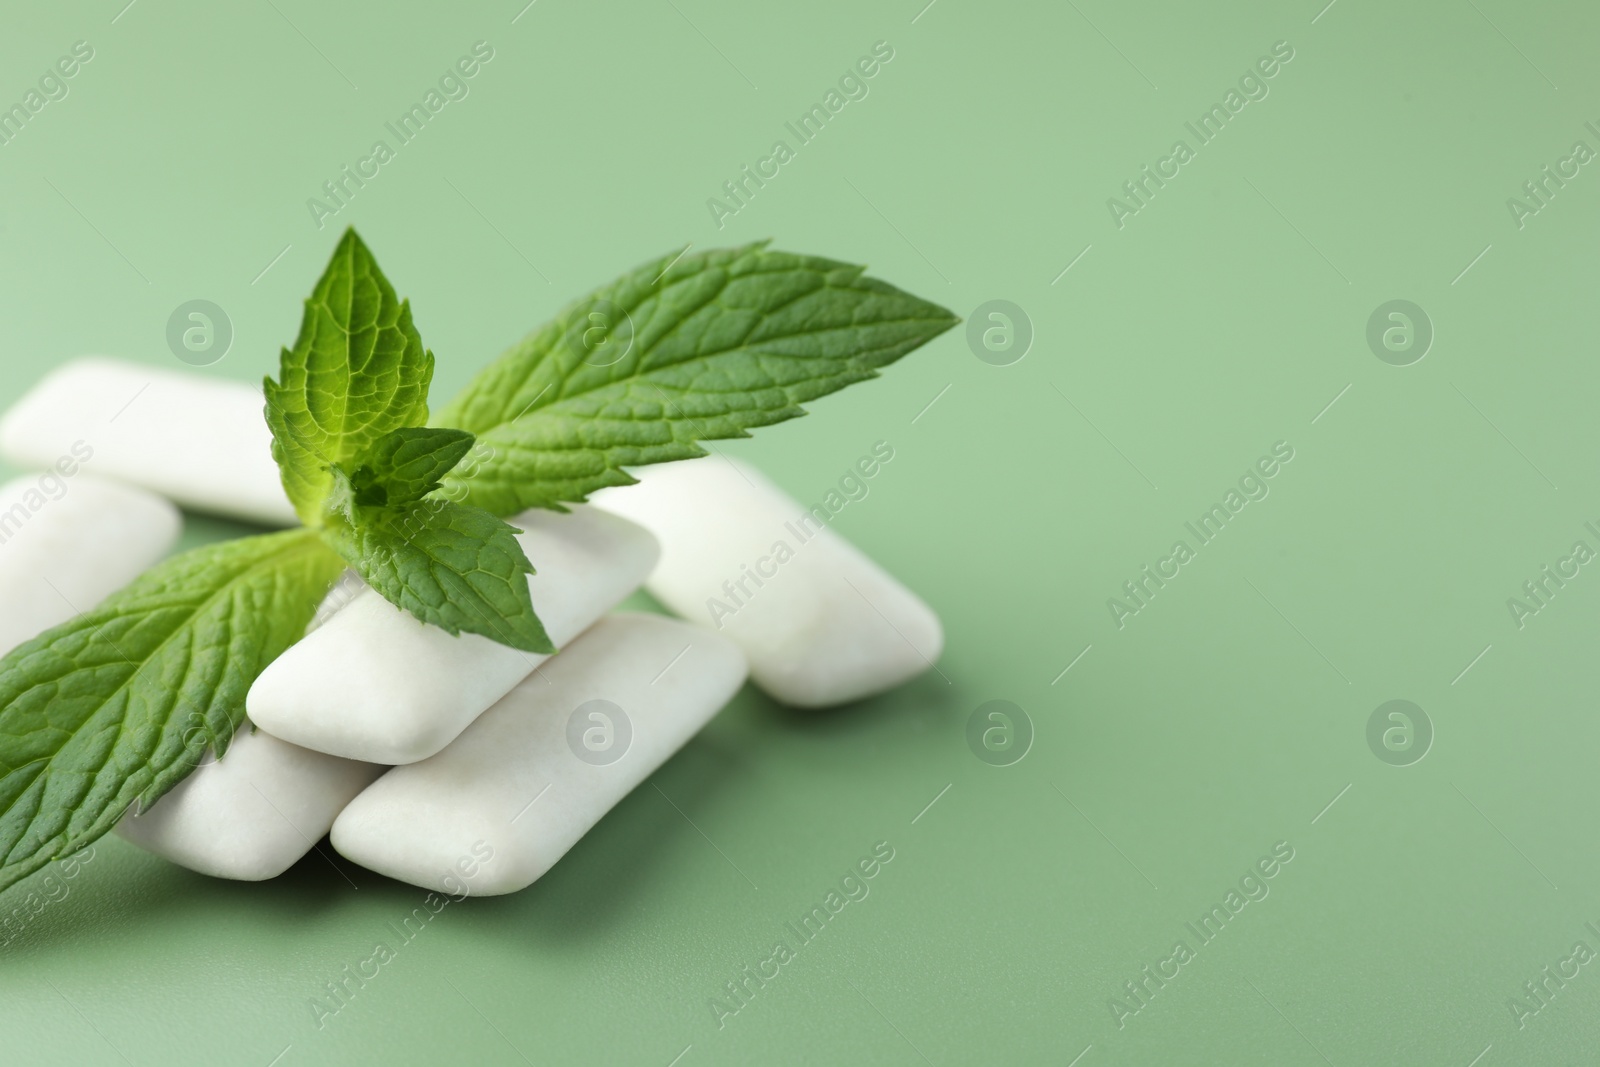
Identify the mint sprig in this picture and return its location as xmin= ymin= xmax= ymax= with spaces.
xmin=0 ymin=227 xmax=955 ymax=893
xmin=265 ymin=230 xmax=549 ymax=650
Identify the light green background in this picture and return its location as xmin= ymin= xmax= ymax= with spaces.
xmin=1 ymin=0 xmax=1597 ymax=1063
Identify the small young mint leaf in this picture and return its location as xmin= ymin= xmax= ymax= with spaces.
xmin=325 ymin=501 xmax=554 ymax=654
xmin=341 ymin=427 xmax=475 ymax=509
xmin=0 ymin=529 xmax=344 ymax=895
xmin=265 ymin=228 xmax=435 ymax=526
xmin=432 ymin=242 xmax=960 ymax=515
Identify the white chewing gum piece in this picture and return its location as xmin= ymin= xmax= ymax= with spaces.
xmin=247 ymin=506 xmax=660 ymax=765
xmin=0 ymin=473 xmax=179 ymax=655
xmin=331 ymin=613 xmax=748 ymax=896
xmin=591 ymin=457 xmax=943 ymax=707
xmin=0 ymin=356 xmax=295 ymax=525
xmin=115 ymin=725 xmax=385 ymax=881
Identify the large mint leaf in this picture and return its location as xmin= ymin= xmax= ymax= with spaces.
xmin=0 ymin=529 xmax=344 ymax=895
xmin=326 ymin=502 xmax=553 ymax=653
xmin=265 ymin=228 xmax=435 ymax=526
xmin=432 ymin=242 xmax=959 ymax=515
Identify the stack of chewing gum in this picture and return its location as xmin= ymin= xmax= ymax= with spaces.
xmin=0 ymin=357 xmax=943 ymax=895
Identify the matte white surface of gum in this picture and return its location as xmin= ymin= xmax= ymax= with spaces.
xmin=331 ymin=613 xmax=748 ymax=896
xmin=0 ymin=473 xmax=180 ymax=656
xmin=247 ymin=506 xmax=660 ymax=765
xmin=115 ymin=725 xmax=384 ymax=882
xmin=592 ymin=458 xmax=943 ymax=707
xmin=0 ymin=356 xmax=295 ymax=525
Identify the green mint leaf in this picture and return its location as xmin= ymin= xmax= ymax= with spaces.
xmin=326 ymin=501 xmax=554 ymax=654
xmin=265 ymin=228 xmax=435 ymax=526
xmin=0 ymin=529 xmax=343 ymax=895
xmin=432 ymin=242 xmax=959 ymax=514
xmin=338 ymin=427 xmax=476 ymax=509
